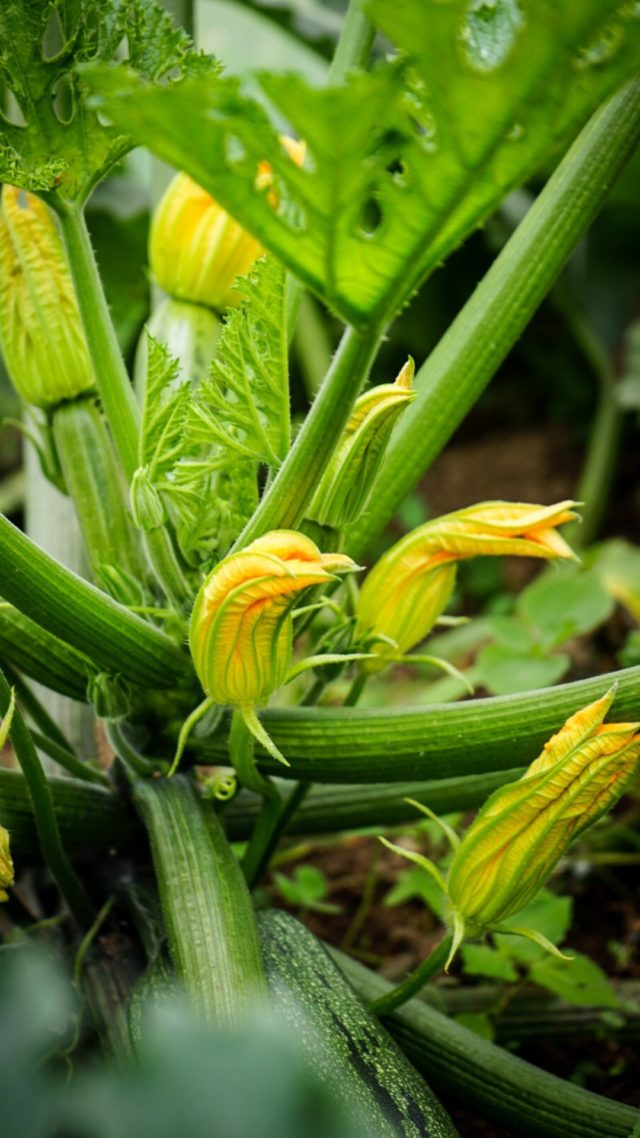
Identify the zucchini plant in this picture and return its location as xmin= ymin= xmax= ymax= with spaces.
xmin=0 ymin=1 xmax=639 ymax=1135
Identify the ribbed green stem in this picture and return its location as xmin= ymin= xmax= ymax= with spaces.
xmin=55 ymin=204 xmax=193 ymax=609
xmin=0 ymin=603 xmax=90 ymax=701
xmin=52 ymin=396 xmax=144 ymax=587
xmin=55 ymin=203 xmax=140 ymax=482
xmin=573 ymin=384 xmax=622 ymax=549
xmin=0 ymin=765 xmax=515 ymax=856
xmin=0 ymin=669 xmax=94 ymax=925
xmin=0 ymin=767 xmax=133 ymax=859
xmin=234 ymin=327 xmax=379 ymax=545
xmin=369 ymin=936 xmax=452 ymax=1017
xmin=143 ymin=527 xmax=191 ymax=611
xmin=555 ymin=293 xmax=621 ymax=550
xmin=328 ymin=0 xmax=374 ymax=83
xmin=0 ymin=513 xmax=188 ymax=688
xmin=4 ymin=663 xmax=76 ymax=752
xmin=230 ymin=709 xmax=282 ymax=888
xmin=225 ymin=768 xmax=518 ymax=839
xmin=29 ymin=730 xmax=107 ymax=786
xmin=337 ymin=952 xmax=640 ymax=1138
xmin=348 ymin=78 xmax=640 ymax=557
xmin=198 ymin=665 xmax=640 ymax=784
xmin=134 ymin=776 xmax=266 ymax=1025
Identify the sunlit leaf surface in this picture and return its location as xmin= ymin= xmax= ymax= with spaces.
xmin=85 ymin=1 xmax=640 ymax=324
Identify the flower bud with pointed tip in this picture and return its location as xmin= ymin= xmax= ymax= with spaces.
xmin=446 ymin=690 xmax=640 ymax=949
xmin=307 ymin=359 xmax=415 ymax=528
xmin=356 ymin=500 xmax=578 ymax=671
xmin=0 ymin=186 xmax=94 ymax=408
xmin=189 ymin=530 xmax=356 ymax=707
xmin=0 ymin=825 xmax=14 ymax=903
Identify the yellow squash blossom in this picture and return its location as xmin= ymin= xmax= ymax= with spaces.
xmin=0 ymin=186 xmax=93 ymax=408
xmin=183 ymin=531 xmax=357 ymax=766
xmin=444 ymin=689 xmax=640 ymax=962
xmin=190 ymin=530 xmax=355 ymax=707
xmin=357 ymin=500 xmax=579 ymax=671
xmin=150 ymin=137 xmax=304 ymax=312
xmin=383 ymin=691 xmax=640 ymax=970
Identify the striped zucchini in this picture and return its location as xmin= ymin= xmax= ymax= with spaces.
xmin=134 ymin=776 xmax=266 ymax=1027
xmin=258 ymin=909 xmax=459 ymax=1138
xmin=336 ymin=948 xmax=640 ymax=1138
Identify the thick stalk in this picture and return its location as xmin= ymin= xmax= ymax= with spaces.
xmin=225 ymin=768 xmax=519 ymax=839
xmin=55 ymin=203 xmax=140 ymax=482
xmin=0 ymin=766 xmax=515 ymax=855
xmin=143 ymin=527 xmax=191 ymax=611
xmin=0 ymin=603 xmax=90 ymax=701
xmin=197 ymin=664 xmax=640 ymax=783
xmin=52 ymin=396 xmax=144 ymax=588
xmin=133 ymin=776 xmax=266 ymax=1025
xmin=229 ymin=709 xmax=282 ymax=888
xmin=0 ymin=513 xmax=189 ymax=688
xmin=55 ymin=205 xmax=193 ymax=607
xmin=572 ymin=386 xmax=621 ymax=549
xmin=336 ymin=951 xmax=640 ymax=1138
xmin=348 ymin=78 xmax=640 ymax=557
xmin=28 ymin=730 xmax=108 ymax=786
xmin=0 ymin=670 xmax=94 ymax=925
xmin=25 ymin=444 xmax=94 ymax=758
xmin=369 ymin=936 xmax=452 ymax=1017
xmin=234 ymin=327 xmax=379 ymax=545
xmin=0 ymin=767 xmax=133 ymax=858
xmin=328 ymin=0 xmax=374 ymax=84
xmin=554 ymin=299 xmax=622 ymax=549
xmin=4 ymin=663 xmax=76 ymax=752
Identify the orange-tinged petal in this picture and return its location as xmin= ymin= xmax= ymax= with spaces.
xmin=356 ymin=500 xmax=578 ymax=661
xmin=190 ymin=530 xmax=357 ymax=705
xmin=446 ymin=693 xmax=640 ymax=927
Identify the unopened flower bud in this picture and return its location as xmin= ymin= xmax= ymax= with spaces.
xmin=150 ymin=137 xmax=304 ymax=312
xmin=87 ymin=671 xmax=130 ymax=719
xmin=131 ymin=466 xmax=167 ymax=531
xmin=307 ymin=359 xmax=415 ymax=528
xmin=189 ymin=530 xmax=355 ymax=707
xmin=0 ymin=186 xmax=94 ymax=407
xmin=446 ymin=689 xmax=640 ymax=958
xmin=357 ymin=500 xmax=578 ymax=671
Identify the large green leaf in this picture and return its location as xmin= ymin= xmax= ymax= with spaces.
xmin=0 ymin=0 xmax=209 ymax=204
xmin=85 ymin=1 xmax=640 ymax=325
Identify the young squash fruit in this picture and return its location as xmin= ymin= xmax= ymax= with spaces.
xmin=258 ymin=909 xmax=459 ymax=1138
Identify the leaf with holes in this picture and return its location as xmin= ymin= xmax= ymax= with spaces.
xmin=0 ymin=0 xmax=210 ymax=204
xmin=83 ymin=1 xmax=640 ymax=326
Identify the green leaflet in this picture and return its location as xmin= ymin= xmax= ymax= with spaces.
xmin=186 ymin=257 xmax=290 ymax=469
xmin=84 ymin=1 xmax=640 ymax=326
xmin=138 ymin=336 xmax=189 ymax=485
xmin=135 ymin=259 xmax=289 ymax=566
xmin=0 ymin=0 xmax=210 ymax=204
